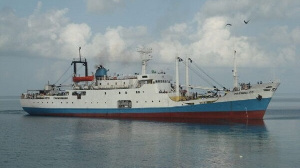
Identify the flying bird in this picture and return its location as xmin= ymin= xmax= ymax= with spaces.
xmin=225 ymin=23 xmax=232 ymax=27
xmin=244 ymin=20 xmax=250 ymax=24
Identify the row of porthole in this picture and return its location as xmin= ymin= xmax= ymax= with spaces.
xmin=136 ymin=100 xmax=161 ymax=103
xmin=99 ymin=82 xmax=127 ymax=85
xmin=33 ymin=100 xmax=161 ymax=104
xmin=102 ymin=91 xmax=146 ymax=95
xmin=84 ymin=102 xmax=107 ymax=104
xmin=33 ymin=102 xmax=108 ymax=104
xmin=135 ymin=91 xmax=145 ymax=94
xmin=33 ymin=102 xmax=55 ymax=104
xmin=33 ymin=102 xmax=73 ymax=104
xmin=118 ymin=91 xmax=145 ymax=94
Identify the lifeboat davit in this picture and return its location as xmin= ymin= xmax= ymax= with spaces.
xmin=73 ymin=76 xmax=94 ymax=82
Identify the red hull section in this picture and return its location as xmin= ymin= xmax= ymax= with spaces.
xmin=42 ymin=110 xmax=265 ymax=119
xmin=73 ymin=76 xmax=94 ymax=82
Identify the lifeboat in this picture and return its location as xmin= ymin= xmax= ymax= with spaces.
xmin=73 ymin=76 xmax=94 ymax=82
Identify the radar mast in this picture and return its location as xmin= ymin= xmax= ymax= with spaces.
xmin=137 ymin=47 xmax=152 ymax=75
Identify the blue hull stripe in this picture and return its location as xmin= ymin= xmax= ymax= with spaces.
xmin=23 ymin=98 xmax=271 ymax=115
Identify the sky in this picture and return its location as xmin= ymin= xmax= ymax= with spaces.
xmin=0 ymin=0 xmax=300 ymax=96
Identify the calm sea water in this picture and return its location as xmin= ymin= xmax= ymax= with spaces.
xmin=0 ymin=94 xmax=299 ymax=168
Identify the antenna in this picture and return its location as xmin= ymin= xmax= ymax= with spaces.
xmin=79 ymin=47 xmax=82 ymax=61
xmin=137 ymin=46 xmax=153 ymax=75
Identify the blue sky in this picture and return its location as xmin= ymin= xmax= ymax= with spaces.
xmin=1 ymin=0 xmax=300 ymax=95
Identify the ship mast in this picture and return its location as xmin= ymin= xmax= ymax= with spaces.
xmin=233 ymin=50 xmax=239 ymax=90
xmin=176 ymin=56 xmax=183 ymax=101
xmin=79 ymin=46 xmax=82 ymax=61
xmin=176 ymin=56 xmax=180 ymax=99
xmin=185 ymin=57 xmax=192 ymax=97
xmin=137 ymin=47 xmax=152 ymax=75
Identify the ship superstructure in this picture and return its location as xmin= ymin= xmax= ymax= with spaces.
xmin=21 ymin=47 xmax=280 ymax=119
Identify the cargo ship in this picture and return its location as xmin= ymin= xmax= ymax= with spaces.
xmin=20 ymin=47 xmax=280 ymax=119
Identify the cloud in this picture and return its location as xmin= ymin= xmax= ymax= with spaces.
xmin=0 ymin=0 xmax=299 ymax=70
xmin=149 ymin=16 xmax=271 ymax=67
xmin=84 ymin=26 xmax=148 ymax=65
xmin=149 ymin=0 xmax=300 ymax=68
xmin=201 ymin=0 xmax=300 ymax=20
xmin=0 ymin=2 xmax=147 ymax=63
xmin=86 ymin=0 xmax=126 ymax=14
xmin=291 ymin=27 xmax=300 ymax=45
xmin=169 ymin=23 xmax=188 ymax=33
xmin=0 ymin=5 xmax=76 ymax=58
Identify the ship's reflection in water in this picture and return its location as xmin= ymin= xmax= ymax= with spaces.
xmin=69 ymin=118 xmax=279 ymax=168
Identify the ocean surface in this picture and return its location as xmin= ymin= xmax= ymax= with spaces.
xmin=0 ymin=93 xmax=299 ymax=168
